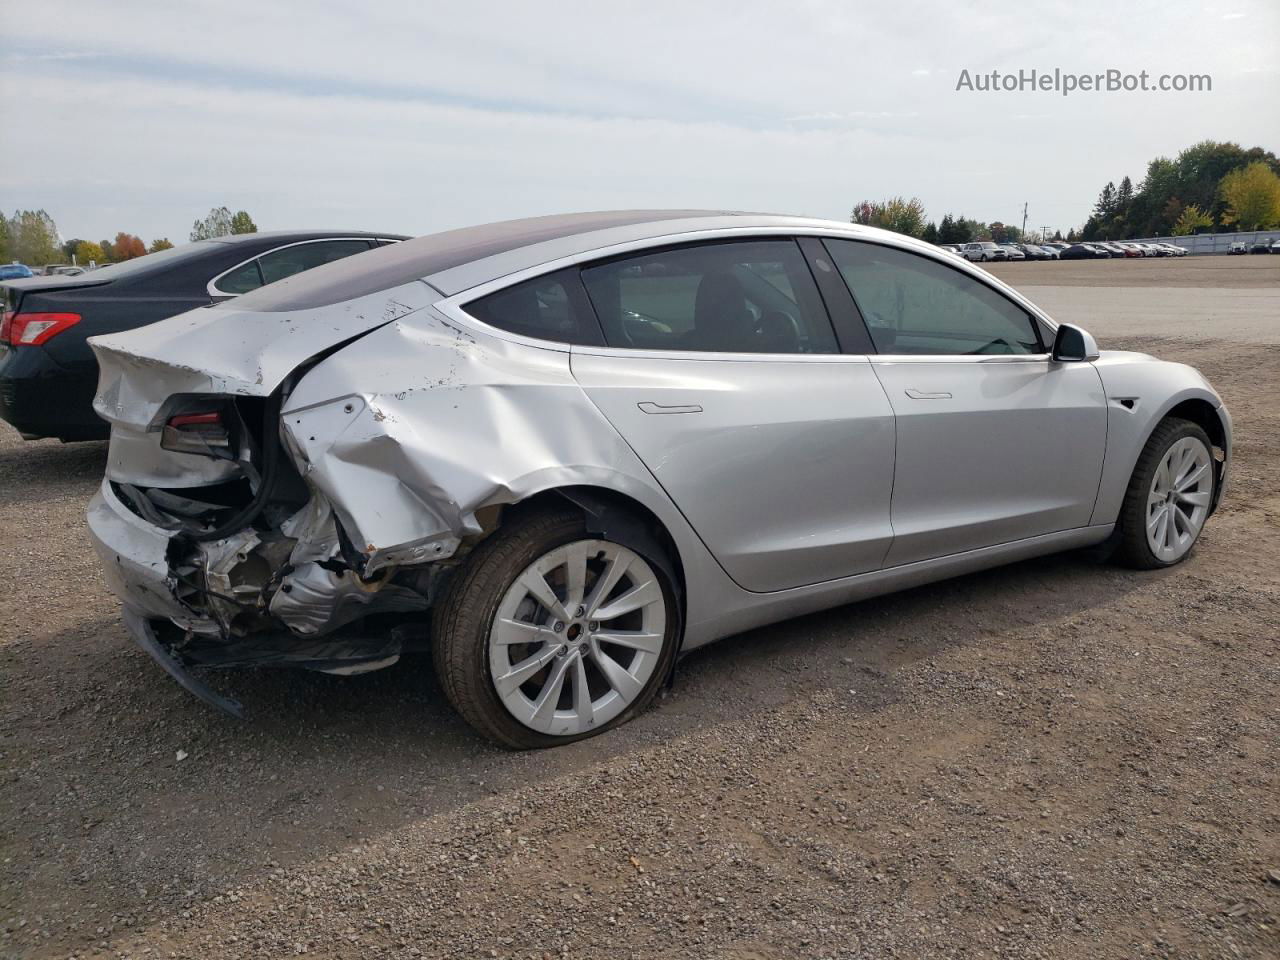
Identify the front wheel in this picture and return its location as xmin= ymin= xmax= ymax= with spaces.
xmin=432 ymin=507 xmax=679 ymax=748
xmin=1114 ymin=418 xmax=1215 ymax=569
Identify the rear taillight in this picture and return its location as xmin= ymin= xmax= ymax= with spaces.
xmin=1 ymin=312 xmax=81 ymax=346
xmin=161 ymin=409 xmax=234 ymax=458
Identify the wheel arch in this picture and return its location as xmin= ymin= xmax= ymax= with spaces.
xmin=1091 ymin=382 xmax=1231 ymax=526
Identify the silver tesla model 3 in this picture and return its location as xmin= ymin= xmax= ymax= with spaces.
xmin=86 ymin=211 xmax=1231 ymax=747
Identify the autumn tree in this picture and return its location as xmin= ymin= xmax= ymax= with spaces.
xmin=74 ymin=240 xmax=105 ymax=265
xmin=149 ymin=238 xmax=175 ymax=253
xmin=1172 ymin=205 xmax=1213 ymax=236
xmin=113 ymin=232 xmax=147 ymax=260
xmin=1219 ymin=161 xmax=1280 ymax=231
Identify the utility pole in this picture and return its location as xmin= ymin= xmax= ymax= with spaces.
xmin=1021 ymin=202 xmax=1028 ymax=239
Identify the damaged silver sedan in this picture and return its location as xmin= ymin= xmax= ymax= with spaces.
xmin=87 ymin=211 xmax=1232 ymax=747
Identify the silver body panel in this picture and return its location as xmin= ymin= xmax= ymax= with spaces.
xmin=84 ymin=212 xmax=1232 ymax=662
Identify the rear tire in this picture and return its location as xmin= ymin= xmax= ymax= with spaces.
xmin=432 ymin=506 xmax=679 ymax=749
xmin=1114 ymin=418 xmax=1215 ymax=569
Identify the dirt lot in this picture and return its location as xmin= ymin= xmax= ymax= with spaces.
xmin=2 ymin=257 xmax=1277 ymax=959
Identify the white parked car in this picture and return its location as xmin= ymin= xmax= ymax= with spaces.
xmin=961 ymin=241 xmax=1008 ymax=262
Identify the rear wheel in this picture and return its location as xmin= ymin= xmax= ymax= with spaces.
xmin=432 ymin=507 xmax=679 ymax=748
xmin=1115 ymin=418 xmax=1215 ymax=569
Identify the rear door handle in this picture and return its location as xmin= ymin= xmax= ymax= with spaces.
xmin=904 ymin=389 xmax=952 ymax=400
xmin=637 ymin=401 xmax=703 ymax=415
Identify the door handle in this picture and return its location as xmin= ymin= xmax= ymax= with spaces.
xmin=904 ymin=389 xmax=952 ymax=400
xmin=637 ymin=401 xmax=703 ymax=415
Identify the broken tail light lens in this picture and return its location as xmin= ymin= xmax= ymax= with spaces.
xmin=161 ymin=409 xmax=236 ymax=458
xmin=1 ymin=311 xmax=81 ymax=346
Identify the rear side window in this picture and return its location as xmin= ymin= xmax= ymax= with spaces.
xmin=216 ymin=260 xmax=264 ymax=294
xmin=464 ymin=268 xmax=600 ymax=344
xmin=823 ymin=239 xmax=1042 ymax=355
xmin=257 ymin=239 xmax=373 ymax=284
xmin=579 ymin=239 xmax=838 ymax=354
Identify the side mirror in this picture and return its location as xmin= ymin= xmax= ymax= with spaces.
xmin=1052 ymin=323 xmax=1099 ymax=362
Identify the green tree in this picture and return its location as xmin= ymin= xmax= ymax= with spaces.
xmin=921 ymin=221 xmax=938 ymax=244
xmin=0 ymin=212 xmax=8 ymax=263
xmin=1219 ymin=161 xmax=1280 ymax=231
xmin=149 ymin=237 xmax=175 ymax=253
xmin=850 ymin=196 xmax=927 ymax=237
xmin=190 ymin=206 xmax=233 ymax=241
xmin=229 ymin=210 xmax=257 ymax=234
xmin=1172 ymin=205 xmax=1213 ymax=235
xmin=74 ymin=240 xmax=105 ymax=265
xmin=7 ymin=209 xmax=61 ymax=265
xmin=62 ymin=238 xmax=84 ymax=260
xmin=99 ymin=239 xmax=117 ymax=262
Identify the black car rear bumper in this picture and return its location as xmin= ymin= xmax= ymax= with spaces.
xmin=0 ymin=346 xmax=107 ymax=440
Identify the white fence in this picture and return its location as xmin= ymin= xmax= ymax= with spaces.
xmin=1124 ymin=229 xmax=1277 ymax=255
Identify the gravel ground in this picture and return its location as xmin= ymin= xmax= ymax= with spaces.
xmin=2 ymin=258 xmax=1277 ymax=959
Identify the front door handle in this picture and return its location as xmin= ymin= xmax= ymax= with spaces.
xmin=904 ymin=389 xmax=952 ymax=400
xmin=637 ymin=401 xmax=703 ymax=415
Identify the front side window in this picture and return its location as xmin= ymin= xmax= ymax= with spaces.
xmin=579 ymin=239 xmax=838 ymax=354
xmin=823 ymin=239 xmax=1042 ymax=355
xmin=256 ymin=239 xmax=373 ymax=284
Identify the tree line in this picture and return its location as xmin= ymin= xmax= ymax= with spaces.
xmin=1082 ymin=141 xmax=1280 ymax=240
xmin=853 ymin=140 xmax=1279 ymax=246
xmin=0 ymin=206 xmax=258 ymax=268
xmin=851 ymin=197 xmax=1054 ymax=246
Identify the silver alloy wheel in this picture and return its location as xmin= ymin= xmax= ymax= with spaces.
xmin=488 ymin=539 xmax=666 ymax=737
xmin=1145 ymin=436 xmax=1213 ymax=562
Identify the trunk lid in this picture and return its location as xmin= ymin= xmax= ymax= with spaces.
xmin=90 ymin=280 xmax=435 ymax=430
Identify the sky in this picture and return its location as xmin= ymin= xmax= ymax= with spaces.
xmin=1 ymin=0 xmax=1277 ymax=245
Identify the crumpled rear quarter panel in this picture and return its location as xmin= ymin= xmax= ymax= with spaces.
xmin=279 ymin=308 xmax=692 ymax=574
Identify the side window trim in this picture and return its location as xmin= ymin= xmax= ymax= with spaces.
xmin=819 ymin=237 xmax=1048 ymax=357
xmin=206 ymin=237 xmax=376 ymax=297
xmin=795 ymin=236 xmax=874 ymax=355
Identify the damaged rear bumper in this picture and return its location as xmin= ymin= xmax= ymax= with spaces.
xmin=88 ymin=479 xmax=420 ymax=715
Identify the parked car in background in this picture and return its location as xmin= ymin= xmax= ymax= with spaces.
xmin=1016 ymin=244 xmax=1053 ymax=260
xmin=42 ymin=264 xmax=87 ymax=276
xmin=0 ymin=230 xmax=407 ymax=441
xmin=0 ymin=264 xmax=34 ymax=280
xmin=1060 ymin=243 xmax=1104 ymax=260
xmin=1116 ymin=243 xmax=1144 ymax=258
xmin=998 ymin=244 xmax=1025 ymax=261
xmin=1228 ymin=241 xmax=1248 ymax=255
xmin=83 ymin=211 xmax=1231 ymax=746
xmin=962 ymin=241 xmax=1008 ymax=262
xmin=1271 ymin=239 xmax=1280 ymax=254
xmin=1251 ymin=239 xmax=1273 ymax=254
xmin=938 ymin=244 xmax=963 ymax=257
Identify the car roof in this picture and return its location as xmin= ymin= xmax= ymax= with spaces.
xmin=230 ymin=210 xmax=856 ymax=310
xmin=208 ymin=229 xmax=405 ymax=245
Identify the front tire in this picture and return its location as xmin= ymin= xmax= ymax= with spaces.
xmin=1114 ymin=418 xmax=1215 ymax=569
xmin=432 ymin=507 xmax=679 ymax=749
